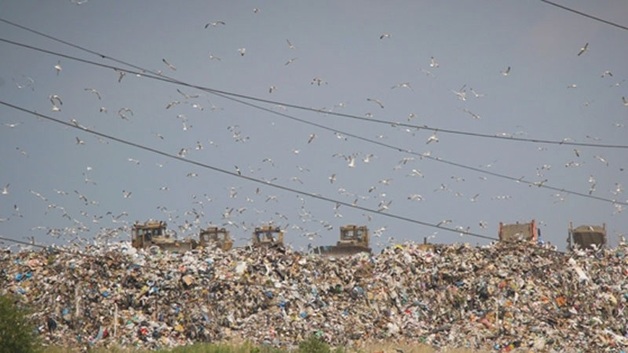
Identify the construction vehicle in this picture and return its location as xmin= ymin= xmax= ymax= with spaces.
xmin=252 ymin=225 xmax=284 ymax=248
xmin=568 ymin=222 xmax=607 ymax=251
xmin=199 ymin=226 xmax=233 ymax=251
xmin=498 ymin=219 xmax=540 ymax=243
xmin=131 ymin=220 xmax=198 ymax=252
xmin=314 ymin=225 xmax=372 ymax=256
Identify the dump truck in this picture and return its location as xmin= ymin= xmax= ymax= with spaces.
xmin=498 ymin=219 xmax=540 ymax=243
xmin=567 ymin=222 xmax=607 ymax=251
xmin=314 ymin=225 xmax=372 ymax=256
xmin=131 ymin=220 xmax=198 ymax=252
xmin=252 ymin=225 xmax=284 ymax=248
xmin=199 ymin=226 xmax=233 ymax=251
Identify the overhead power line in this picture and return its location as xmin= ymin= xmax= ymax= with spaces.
xmin=0 ymin=25 xmax=626 ymax=150
xmin=539 ymin=0 xmax=628 ymax=31
xmin=0 ymin=24 xmax=625 ymax=206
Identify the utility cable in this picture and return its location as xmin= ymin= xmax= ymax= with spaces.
xmin=0 ymin=37 xmax=626 ymax=206
xmin=539 ymin=0 xmax=628 ymax=31
xmin=0 ymin=28 xmax=626 ymax=149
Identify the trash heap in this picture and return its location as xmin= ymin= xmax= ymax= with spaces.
xmin=1 ymin=241 xmax=628 ymax=352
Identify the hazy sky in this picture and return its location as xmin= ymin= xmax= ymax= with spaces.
xmin=1 ymin=1 xmax=627 ymax=252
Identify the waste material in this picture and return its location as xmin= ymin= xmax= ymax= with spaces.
xmin=1 ymin=241 xmax=628 ymax=352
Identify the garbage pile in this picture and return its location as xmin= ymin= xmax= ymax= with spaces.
xmin=1 ymin=241 xmax=628 ymax=352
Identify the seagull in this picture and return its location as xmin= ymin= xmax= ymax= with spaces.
xmin=75 ymin=137 xmax=85 ymax=145
xmin=208 ymin=53 xmax=221 ymax=61
xmin=329 ymin=174 xmax=336 ymax=184
xmin=391 ymin=82 xmax=413 ymax=91
xmin=577 ymin=42 xmax=589 ymax=56
xmin=500 ymin=66 xmax=511 ymax=76
xmin=3 ymin=122 xmax=22 ymax=128
xmin=204 ymin=21 xmax=226 ymax=28
xmin=285 ymin=57 xmax=298 ymax=66
xmin=307 ymin=133 xmax=316 ymax=144
xmin=311 ymin=77 xmax=327 ymax=86
xmin=622 ymin=96 xmax=628 ymax=106
xmin=84 ymin=88 xmax=102 ymax=100
xmin=238 ymin=48 xmax=246 ymax=56
xmin=118 ymin=108 xmax=133 ymax=120
xmin=1 ymin=184 xmax=8 ymax=195
xmin=379 ymin=33 xmax=391 ymax=39
xmin=162 ymin=58 xmax=177 ymax=71
xmin=49 ymin=94 xmax=63 ymax=111
xmin=286 ymin=39 xmax=295 ymax=49
xmin=451 ymin=85 xmax=467 ymax=101
xmin=462 ymin=108 xmax=480 ymax=119
xmin=366 ymin=98 xmax=384 ymax=109
xmin=426 ymin=132 xmax=439 ymax=144
xmin=430 ymin=56 xmax=439 ymax=68
xmin=54 ymin=61 xmax=62 ymax=75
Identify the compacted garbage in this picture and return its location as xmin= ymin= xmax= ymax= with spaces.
xmin=1 ymin=240 xmax=627 ymax=352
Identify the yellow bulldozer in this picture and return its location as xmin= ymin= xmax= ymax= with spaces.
xmin=313 ymin=224 xmax=372 ymax=256
xmin=199 ymin=226 xmax=233 ymax=251
xmin=567 ymin=222 xmax=607 ymax=251
xmin=252 ymin=225 xmax=284 ymax=248
xmin=131 ymin=220 xmax=198 ymax=252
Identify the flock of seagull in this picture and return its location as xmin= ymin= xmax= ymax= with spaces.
xmin=1 ymin=7 xmax=627 ymax=252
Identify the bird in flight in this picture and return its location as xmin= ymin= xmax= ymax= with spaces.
xmin=577 ymin=42 xmax=589 ymax=56
xmin=162 ymin=58 xmax=176 ymax=71
xmin=379 ymin=33 xmax=391 ymax=39
xmin=500 ymin=66 xmax=511 ymax=76
xmin=204 ymin=21 xmax=225 ymax=28
xmin=366 ymin=98 xmax=384 ymax=109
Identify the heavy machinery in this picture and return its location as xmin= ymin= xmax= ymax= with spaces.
xmin=199 ymin=226 xmax=233 ymax=251
xmin=131 ymin=220 xmax=198 ymax=252
xmin=567 ymin=222 xmax=607 ymax=251
xmin=314 ymin=225 xmax=372 ymax=256
xmin=498 ymin=219 xmax=540 ymax=243
xmin=252 ymin=225 xmax=284 ymax=248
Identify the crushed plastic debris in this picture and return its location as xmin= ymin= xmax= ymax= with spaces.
xmin=1 ymin=241 xmax=628 ymax=351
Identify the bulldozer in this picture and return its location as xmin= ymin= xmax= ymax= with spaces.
xmin=498 ymin=219 xmax=540 ymax=243
xmin=131 ymin=220 xmax=198 ymax=252
xmin=313 ymin=225 xmax=372 ymax=256
xmin=199 ymin=226 xmax=233 ymax=251
xmin=567 ymin=222 xmax=607 ymax=251
xmin=252 ymin=225 xmax=284 ymax=248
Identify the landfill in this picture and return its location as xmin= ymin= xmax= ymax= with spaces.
xmin=1 ymin=240 xmax=628 ymax=352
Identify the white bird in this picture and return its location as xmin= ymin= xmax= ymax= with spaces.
xmin=204 ymin=21 xmax=226 ymax=28
xmin=379 ymin=33 xmax=391 ymax=39
xmin=391 ymin=82 xmax=413 ymax=91
xmin=4 ymin=122 xmax=22 ymax=128
xmin=329 ymin=174 xmax=336 ymax=184
xmin=116 ymin=110 xmax=134 ymax=123
xmin=162 ymin=58 xmax=177 ymax=71
xmin=49 ymin=94 xmax=63 ymax=111
xmin=75 ymin=137 xmax=85 ymax=145
xmin=238 ymin=48 xmax=246 ymax=56
xmin=462 ymin=108 xmax=481 ymax=120
xmin=622 ymin=96 xmax=628 ymax=106
xmin=307 ymin=133 xmax=316 ymax=144
xmin=54 ymin=61 xmax=62 ymax=75
xmin=84 ymin=88 xmax=102 ymax=100
xmin=429 ymin=56 xmax=439 ymax=68
xmin=367 ymin=98 xmax=384 ymax=109
xmin=500 ymin=66 xmax=511 ymax=76
xmin=208 ymin=53 xmax=221 ymax=61
xmin=451 ymin=85 xmax=467 ymax=101
xmin=426 ymin=132 xmax=439 ymax=144
xmin=577 ymin=42 xmax=589 ymax=56
xmin=1 ymin=184 xmax=9 ymax=195
xmin=286 ymin=39 xmax=295 ymax=49
xmin=285 ymin=57 xmax=298 ymax=66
